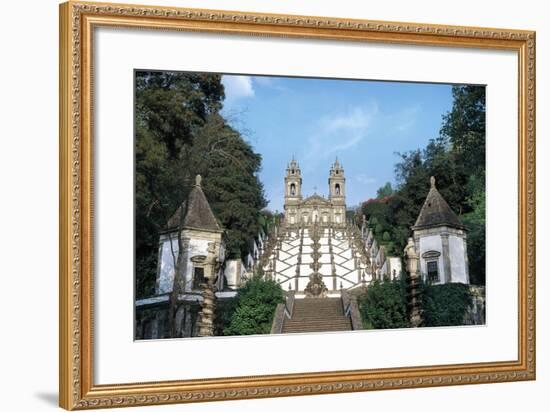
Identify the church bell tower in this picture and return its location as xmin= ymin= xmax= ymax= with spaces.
xmin=328 ymin=158 xmax=346 ymax=224
xmin=284 ymin=157 xmax=302 ymax=225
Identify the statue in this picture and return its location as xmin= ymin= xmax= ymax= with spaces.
xmin=404 ymin=237 xmax=422 ymax=327
xmin=405 ymin=237 xmax=419 ymax=275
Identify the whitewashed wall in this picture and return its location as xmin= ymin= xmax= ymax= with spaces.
xmin=449 ymin=235 xmax=468 ymax=283
xmin=157 ymin=233 xmax=224 ymax=294
xmin=417 ymin=234 xmax=445 ymax=283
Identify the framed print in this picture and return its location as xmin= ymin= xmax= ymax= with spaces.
xmin=59 ymin=1 xmax=536 ymax=410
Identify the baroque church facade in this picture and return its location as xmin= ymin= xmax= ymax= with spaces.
xmin=262 ymin=158 xmax=402 ymax=299
xmin=283 ymin=158 xmax=347 ymax=226
xmin=135 ymin=158 xmax=476 ymax=339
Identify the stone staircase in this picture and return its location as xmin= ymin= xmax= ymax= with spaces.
xmin=281 ymin=297 xmax=352 ymax=333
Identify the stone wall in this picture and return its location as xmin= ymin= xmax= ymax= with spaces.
xmin=135 ymin=301 xmax=201 ymax=340
xmin=464 ymin=285 xmax=486 ymax=325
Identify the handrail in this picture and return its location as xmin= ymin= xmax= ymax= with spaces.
xmin=270 ymin=290 xmax=296 ymax=334
xmin=284 ymin=290 xmax=295 ymax=318
xmin=341 ymin=290 xmax=363 ymax=330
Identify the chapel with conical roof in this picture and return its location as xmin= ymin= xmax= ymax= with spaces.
xmin=156 ymin=174 xmax=225 ymax=295
xmin=412 ymin=176 xmax=469 ymax=284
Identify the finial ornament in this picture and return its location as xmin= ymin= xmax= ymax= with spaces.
xmin=430 ymin=176 xmax=436 ymax=189
xmin=195 ymin=174 xmax=202 ymax=187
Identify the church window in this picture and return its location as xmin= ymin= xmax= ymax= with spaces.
xmin=290 ymin=183 xmax=296 ymax=196
xmin=427 ymin=261 xmax=439 ymax=283
xmin=192 ymin=267 xmax=205 ymax=290
xmin=335 ymin=184 xmax=340 ymax=195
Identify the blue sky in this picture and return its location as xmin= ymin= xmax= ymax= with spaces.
xmin=220 ymin=74 xmax=454 ymax=212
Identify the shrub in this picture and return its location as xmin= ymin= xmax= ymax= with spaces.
xmin=214 ymin=298 xmax=237 ymax=336
xmin=358 ymin=278 xmax=410 ymax=330
xmin=223 ymin=276 xmax=284 ymax=336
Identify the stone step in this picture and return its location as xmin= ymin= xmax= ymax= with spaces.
xmin=287 ymin=317 xmax=348 ymax=323
xmin=283 ymin=323 xmax=351 ymax=329
xmin=282 ymin=325 xmax=352 ymax=333
xmin=285 ymin=318 xmax=349 ymax=324
xmin=281 ymin=297 xmax=352 ymax=333
xmin=292 ymin=311 xmax=344 ymax=316
xmin=294 ymin=304 xmax=342 ymax=310
xmin=291 ymin=314 xmax=344 ymax=319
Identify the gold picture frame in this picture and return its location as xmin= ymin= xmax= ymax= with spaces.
xmin=59 ymin=1 xmax=536 ymax=409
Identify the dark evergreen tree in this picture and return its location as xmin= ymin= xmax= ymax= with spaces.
xmin=188 ymin=113 xmax=267 ymax=259
xmin=134 ymin=71 xmax=266 ymax=298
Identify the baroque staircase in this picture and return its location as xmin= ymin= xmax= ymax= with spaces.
xmin=280 ymin=297 xmax=352 ymax=333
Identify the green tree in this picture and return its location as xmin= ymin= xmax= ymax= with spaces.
xmin=376 ymin=182 xmax=394 ymax=198
xmin=441 ymin=85 xmax=486 ymax=177
xmin=188 ymin=113 xmax=267 ymax=259
xmin=360 ymin=85 xmax=486 ymax=283
xmin=358 ymin=279 xmax=410 ymax=329
xmin=135 ymin=71 xmax=224 ymax=298
xmin=224 ymin=276 xmax=284 ymax=336
xmin=134 ymin=71 xmax=266 ymax=298
xmin=258 ymin=210 xmax=278 ymax=234
xmin=461 ymin=176 xmax=486 ymax=284
xmin=214 ymin=298 xmax=238 ymax=336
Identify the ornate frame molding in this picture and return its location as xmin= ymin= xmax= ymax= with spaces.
xmin=59 ymin=1 xmax=536 ymax=409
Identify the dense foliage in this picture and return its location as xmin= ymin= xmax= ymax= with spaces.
xmin=213 ymin=298 xmax=238 ymax=336
xmin=223 ymin=276 xmax=284 ymax=336
xmin=359 ymin=85 xmax=486 ymax=284
xmin=421 ymin=283 xmax=472 ymax=327
xmin=358 ymin=278 xmax=410 ymax=329
xmin=135 ymin=71 xmax=266 ymax=298
xmin=358 ymin=279 xmax=473 ymax=329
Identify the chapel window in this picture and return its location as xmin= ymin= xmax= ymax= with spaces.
xmin=290 ymin=183 xmax=296 ymax=196
xmin=427 ymin=261 xmax=439 ymax=283
xmin=192 ymin=267 xmax=205 ymax=290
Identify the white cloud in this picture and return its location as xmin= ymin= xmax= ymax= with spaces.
xmin=253 ymin=76 xmax=275 ymax=87
xmin=253 ymin=76 xmax=289 ymax=92
xmin=356 ymin=174 xmax=377 ymax=185
xmin=303 ymin=103 xmax=378 ymax=166
xmin=222 ymin=75 xmax=255 ymax=102
xmin=391 ymin=105 xmax=421 ymax=134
